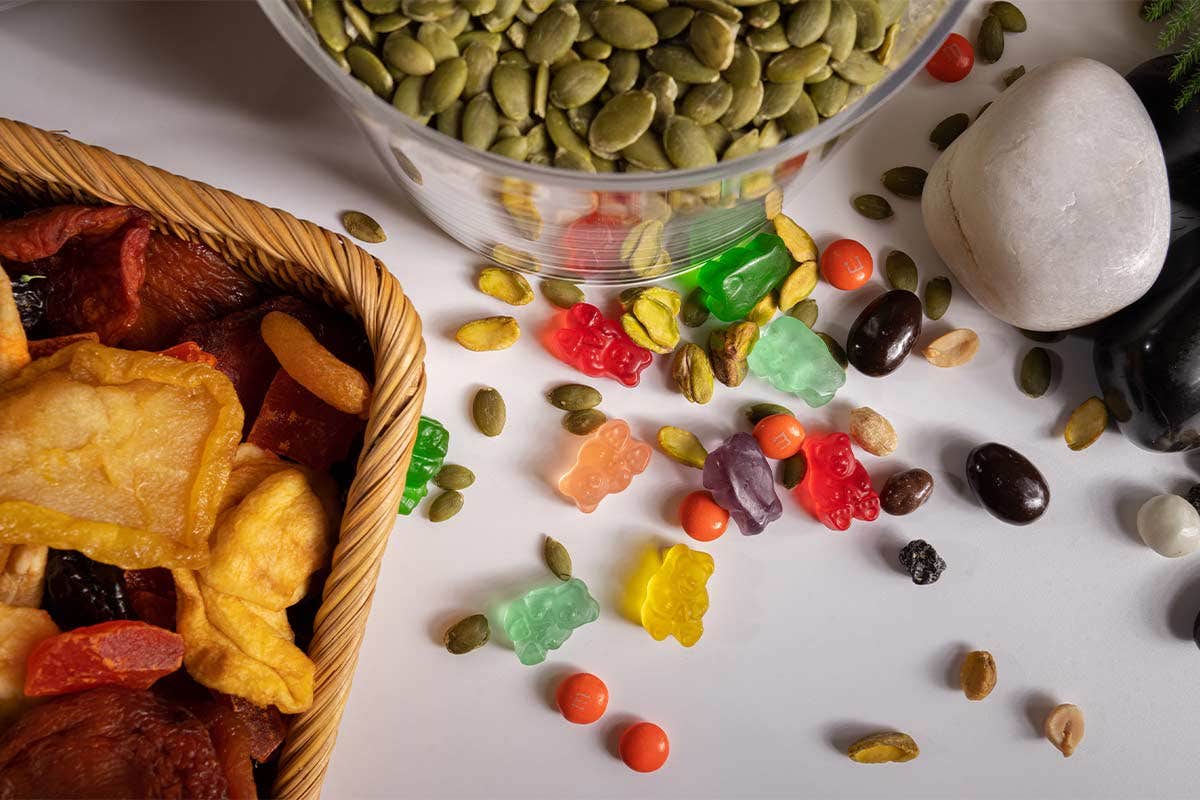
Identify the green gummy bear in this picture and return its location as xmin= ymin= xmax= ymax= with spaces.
xmin=502 ymin=578 xmax=600 ymax=666
xmin=748 ymin=316 xmax=846 ymax=407
xmin=397 ymin=416 xmax=449 ymax=515
xmin=696 ymin=232 xmax=793 ymax=322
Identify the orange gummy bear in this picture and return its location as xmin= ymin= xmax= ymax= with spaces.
xmin=558 ymin=419 xmax=651 ymax=513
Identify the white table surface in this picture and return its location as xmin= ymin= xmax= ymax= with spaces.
xmin=1 ymin=2 xmax=1192 ymax=798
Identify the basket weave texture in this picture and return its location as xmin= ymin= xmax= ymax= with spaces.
xmin=0 ymin=117 xmax=426 ymax=799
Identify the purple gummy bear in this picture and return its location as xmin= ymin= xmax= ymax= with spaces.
xmin=702 ymin=432 xmax=783 ymax=535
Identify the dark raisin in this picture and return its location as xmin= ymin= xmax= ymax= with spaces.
xmin=10 ymin=274 xmax=47 ymax=332
xmin=43 ymin=549 xmax=131 ymax=630
xmin=898 ymin=539 xmax=946 ymax=585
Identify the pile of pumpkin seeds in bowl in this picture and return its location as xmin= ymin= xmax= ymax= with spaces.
xmin=304 ymin=0 xmax=909 ymax=172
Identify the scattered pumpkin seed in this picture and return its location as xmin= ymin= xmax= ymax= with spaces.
xmin=781 ymin=451 xmax=807 ymax=488
xmin=924 ymin=276 xmax=952 ymax=320
xmin=541 ymin=278 xmax=584 ymax=309
xmin=477 ymin=266 xmax=534 ymax=305
xmin=852 ymin=193 xmax=893 ymax=220
xmin=429 ymin=489 xmax=464 ymax=521
xmin=672 ymin=343 xmax=716 ymax=404
xmin=929 ymin=112 xmax=970 ymax=151
xmin=563 ymin=408 xmax=607 ymax=435
xmin=472 ymin=386 xmax=506 ymax=436
xmin=347 ymin=44 xmax=395 ymax=96
xmin=1003 ymin=64 xmax=1025 ymax=87
xmin=1019 ymin=347 xmax=1052 ymax=398
xmin=383 ymin=31 xmax=436 ymax=74
xmin=850 ymin=406 xmax=898 ymax=456
xmin=746 ymin=402 xmax=792 ymax=424
xmin=847 ymin=732 xmax=920 ymax=764
xmin=543 ymin=536 xmax=572 ymax=581
xmin=923 ymin=328 xmax=980 ymax=368
xmin=456 ymin=315 xmax=520 ymax=350
xmin=788 ymin=297 xmax=819 ymax=328
xmin=884 ymin=250 xmax=918 ymax=291
xmin=681 ymin=288 xmax=711 ymax=328
xmin=977 ymin=13 xmax=1004 ymax=64
xmin=341 ymin=210 xmax=388 ymax=243
xmin=657 ymin=425 xmax=709 ymax=469
xmin=881 ymin=165 xmax=928 ymax=198
xmin=434 ymin=464 xmax=475 ymax=490
xmin=773 ymin=213 xmax=818 ymax=262
xmin=818 ymin=331 xmax=847 ymax=369
xmin=444 ymin=613 xmax=489 ymax=653
xmin=548 ymin=383 xmax=602 ymax=411
xmin=1064 ymin=396 xmax=1108 ymax=451
xmin=990 ymin=1 xmax=1027 ymax=32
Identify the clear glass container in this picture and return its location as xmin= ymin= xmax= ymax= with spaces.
xmin=259 ymin=0 xmax=968 ymax=283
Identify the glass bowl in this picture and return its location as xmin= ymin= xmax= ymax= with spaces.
xmin=259 ymin=0 xmax=968 ymax=283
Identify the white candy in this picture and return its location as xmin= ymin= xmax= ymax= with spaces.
xmin=921 ymin=58 xmax=1171 ymax=332
xmin=1137 ymin=494 xmax=1200 ymax=558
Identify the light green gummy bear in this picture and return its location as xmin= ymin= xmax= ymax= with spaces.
xmin=747 ymin=316 xmax=846 ymax=407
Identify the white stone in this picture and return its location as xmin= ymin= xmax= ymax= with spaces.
xmin=1137 ymin=494 xmax=1200 ymax=558
xmin=921 ymin=58 xmax=1171 ymax=332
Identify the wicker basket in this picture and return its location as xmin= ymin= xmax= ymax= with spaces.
xmin=0 ymin=117 xmax=426 ymax=799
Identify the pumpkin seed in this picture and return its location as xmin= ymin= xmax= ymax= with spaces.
xmin=491 ymin=133 xmax=530 ymax=160
xmin=722 ymin=129 xmax=761 ymax=161
xmin=781 ymin=451 xmax=807 ymax=488
xmin=1020 ymin=328 xmax=1067 ymax=343
xmin=362 ymin=0 xmax=400 ymax=13
xmin=1065 ymin=397 xmax=1108 ymax=451
xmin=429 ymin=489 xmax=464 ymax=521
xmin=462 ymin=44 xmax=498 ymax=97
xmin=881 ymin=165 xmax=927 ymax=197
xmin=822 ymin=0 xmax=857 ymax=62
xmin=672 ymin=343 xmax=715 ymax=404
xmin=533 ymin=61 xmax=550 ymax=117
xmin=746 ymin=1 xmax=780 ymax=29
xmin=788 ymin=297 xmax=818 ymax=327
xmin=746 ymin=402 xmax=793 ymax=424
xmin=846 ymin=0 xmax=884 ymax=50
xmin=606 ymin=49 xmax=641 ymax=92
xmin=648 ymin=44 xmax=721 ymax=83
xmin=690 ymin=12 xmax=737 ymax=70
xmin=723 ymin=43 xmax=762 ymax=87
xmin=779 ymin=88 xmax=819 ymax=133
xmin=786 ymin=0 xmax=832 ymax=47
xmin=589 ymin=90 xmax=656 ymax=153
xmin=759 ymin=79 xmax=806 ymax=118
xmin=462 ymin=93 xmax=500 ymax=148
xmin=444 ymin=613 xmax=489 ymax=653
xmin=831 ymin=48 xmax=887 ymax=85
xmin=456 ymin=316 xmax=521 ymax=350
xmin=548 ymin=383 xmax=602 ymax=411
xmin=654 ymin=6 xmax=695 ymax=38
xmin=418 ymin=21 xmax=459 ymax=62
xmin=930 ymin=112 xmax=970 ymax=150
xmin=852 ymin=193 xmax=893 ymax=220
xmin=773 ymin=213 xmax=818 ymax=261
xmin=681 ymin=288 xmax=711 ymax=328
xmin=372 ymin=13 xmax=411 ymax=33
xmin=435 ymin=464 xmax=476 ymax=490
xmin=460 ymin=0 xmax=496 ymax=16
xmin=492 ymin=62 xmax=532 ymax=119
xmin=767 ymin=43 xmax=833 ymax=82
xmin=1019 ymin=347 xmax=1052 ymax=397
xmin=657 ymin=425 xmax=709 ymax=469
xmin=577 ymin=37 xmax=612 ymax=60
xmin=591 ymin=4 xmax=659 ymax=49
xmin=563 ymin=408 xmax=608 ymax=435
xmin=924 ymin=276 xmax=952 ymax=320
xmin=344 ymin=1 xmax=378 ymax=46
xmin=923 ymin=328 xmax=980 ymax=367
xmin=1003 ymin=64 xmax=1025 ymax=87
xmin=341 ymin=210 xmax=387 ymax=243
xmin=422 ymin=56 xmax=468 ymax=113
xmin=472 ymin=386 xmax=507 ymax=436
xmin=720 ymin=81 xmax=764 ymax=129
xmin=545 ymin=105 xmax=591 ymax=158
xmin=524 ymin=121 xmax=548 ymax=154
xmin=681 ymin=80 xmax=735 ymax=124
xmin=313 ymin=0 xmax=351 ymax=52
xmin=480 ymin=0 xmax=519 ymax=31
xmin=550 ymin=59 xmax=609 ymax=108
xmin=818 ymin=331 xmax=847 ymax=369
xmin=498 ymin=50 xmax=531 ymax=68
xmin=393 ymin=74 xmax=430 ymax=121
xmin=874 ymin=21 xmax=898 ymax=64
xmin=990 ymin=1 xmax=1027 ymax=32
xmin=977 ymin=13 xmax=1003 ymax=63
xmin=664 ymin=115 xmax=718 ymax=168
xmin=383 ymin=31 xmax=436 ymax=74
xmin=477 ymin=266 xmax=534 ymax=305
xmin=804 ymin=63 xmax=833 ymax=83
xmin=704 ymin=121 xmax=733 ymax=152
xmin=686 ymin=0 xmax=742 ymax=23
xmin=403 ymin=0 xmax=453 ymax=22
xmin=778 ymin=260 xmax=818 ymax=310
xmin=877 ymin=0 xmax=906 ymax=24
xmin=543 ymin=536 xmax=572 ymax=581
xmin=455 ymin=30 xmax=501 ymax=49
xmin=884 ymin=250 xmax=918 ymax=291
xmin=435 ymin=99 xmax=463 ymax=137
xmin=622 ymin=129 xmax=673 ymax=170
xmin=808 ymin=74 xmax=849 ymax=116
xmin=747 ymin=21 xmax=790 ymax=53
xmin=525 ymin=2 xmax=580 ymax=64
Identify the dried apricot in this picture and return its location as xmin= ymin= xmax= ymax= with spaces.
xmin=24 ymin=620 xmax=184 ymax=696
xmin=260 ymin=310 xmax=371 ymax=417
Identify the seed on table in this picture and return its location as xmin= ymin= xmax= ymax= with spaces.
xmin=960 ymin=650 xmax=997 ymax=701
xmin=434 ymin=464 xmax=475 ymax=490
xmin=881 ymin=166 xmax=928 ymax=198
xmin=543 ymin=535 xmax=572 ymax=581
xmin=746 ymin=402 xmax=793 ymax=425
xmin=923 ymin=329 xmax=980 ymax=368
xmin=1003 ymin=64 xmax=1025 ymax=87
xmin=1019 ymin=347 xmax=1053 ymax=397
xmin=977 ymin=13 xmax=1004 ymax=64
xmin=846 ymin=732 xmax=920 ymax=764
xmin=1063 ymin=396 xmax=1108 ymax=451
xmin=1044 ymin=704 xmax=1084 ymax=758
xmin=989 ymin=1 xmax=1027 ymax=32
xmin=563 ymin=408 xmax=607 ymax=435
xmin=880 ymin=468 xmax=934 ymax=515
xmin=924 ymin=276 xmax=952 ymax=320
xmin=681 ymin=288 xmax=711 ymax=328
xmin=788 ymin=298 xmax=819 ymax=328
xmin=341 ymin=210 xmax=387 ymax=243
xmin=429 ymin=489 xmax=464 ymax=521
xmin=849 ymin=406 xmax=897 ymax=456
xmin=818 ymin=331 xmax=847 ymax=369
xmin=455 ymin=316 xmax=520 ymax=350
xmin=541 ymin=278 xmax=584 ymax=309
xmin=898 ymin=539 xmax=946 ymax=585
xmin=472 ymin=386 xmax=506 ymax=436
xmin=884 ymin=250 xmax=918 ymax=292
xmin=444 ymin=613 xmax=490 ymax=654
xmin=547 ymin=383 xmax=601 ymax=411
xmin=929 ymin=112 xmax=970 ymax=151
xmin=852 ymin=194 xmax=893 ymax=220
xmin=781 ymin=451 xmax=807 ymax=489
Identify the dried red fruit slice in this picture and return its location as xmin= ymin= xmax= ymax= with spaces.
xmin=24 ymin=619 xmax=185 ymax=696
xmin=193 ymin=702 xmax=258 ymax=800
xmin=26 ymin=331 xmax=99 ymax=359
xmin=158 ymin=340 xmax=218 ymax=367
xmin=123 ymin=568 xmax=177 ymax=630
xmin=0 ymin=205 xmax=146 ymax=262
xmin=217 ymin=693 xmax=287 ymax=763
xmin=248 ymin=369 xmax=364 ymax=470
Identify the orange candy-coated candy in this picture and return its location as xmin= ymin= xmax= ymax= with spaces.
xmin=24 ymin=620 xmax=185 ymax=696
xmin=679 ymin=491 xmax=729 ymax=542
xmin=555 ymin=672 xmax=609 ymax=724
xmin=820 ymin=239 xmax=873 ymax=290
xmin=620 ymin=722 xmax=669 ymax=773
xmin=752 ymin=414 xmax=806 ymax=459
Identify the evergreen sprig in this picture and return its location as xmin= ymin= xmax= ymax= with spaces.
xmin=1144 ymin=0 xmax=1200 ymax=109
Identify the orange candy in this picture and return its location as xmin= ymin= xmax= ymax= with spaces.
xmin=679 ymin=491 xmax=729 ymax=542
xmin=752 ymin=414 xmax=806 ymax=459
xmin=820 ymin=239 xmax=873 ymax=290
xmin=555 ymin=672 xmax=609 ymax=724
xmin=620 ymin=722 xmax=670 ymax=773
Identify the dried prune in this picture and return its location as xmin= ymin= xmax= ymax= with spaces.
xmin=9 ymin=274 xmax=46 ymax=332
xmin=43 ymin=549 xmax=131 ymax=631
xmin=898 ymin=539 xmax=946 ymax=585
xmin=124 ymin=568 xmax=177 ymax=630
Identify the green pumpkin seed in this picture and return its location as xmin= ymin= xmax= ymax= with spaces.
xmin=371 ymin=13 xmax=411 ymax=33
xmin=804 ymin=63 xmax=833 ymax=83
xmin=554 ymin=148 xmax=596 ymax=171
xmin=342 ymin=210 xmax=387 ymax=243
xmin=462 ymin=41 xmax=498 ymax=97
xmin=664 ymin=114 xmax=718 ymax=168
xmin=759 ymin=79 xmax=806 ymax=118
xmin=490 ymin=134 xmax=529 ymax=160
xmin=563 ymin=408 xmax=608 ymax=435
xmin=884 ymin=250 xmax=918 ymax=291
xmin=543 ymin=536 xmax=572 ymax=581
xmin=460 ymin=0 xmax=496 ymax=13
xmin=690 ymin=11 xmax=737 ymax=70
xmin=491 ymin=62 xmax=532 ymax=119
xmin=977 ymin=13 xmax=1003 ymax=63
xmin=654 ymin=6 xmax=695 ymax=38
xmin=822 ymin=0 xmax=857 ymax=61
xmin=1019 ymin=328 xmax=1066 ymax=343
xmin=589 ymin=90 xmax=656 ymax=153
xmin=930 ymin=112 xmax=970 ymax=150
xmin=680 ymin=80 xmax=734 ymax=124
xmin=722 ymin=129 xmax=760 ymax=161
xmin=846 ymin=0 xmax=884 ymax=50
xmin=472 ymin=386 xmax=506 ymax=436
xmin=548 ymin=383 xmax=602 ymax=411
xmin=746 ymin=402 xmax=793 ymax=424
xmin=505 ymin=19 xmax=528 ymax=48
xmin=781 ymin=451 xmax=807 ymax=488
xmin=429 ymin=489 xmax=464 ymax=521
xmin=392 ymin=74 xmax=430 ymax=121
xmin=720 ymin=81 xmax=765 ymax=129
xmin=533 ymin=61 xmax=550 ymax=117
xmin=403 ymin=0 xmax=453 ymax=22
xmin=788 ymin=297 xmax=818 ymax=327
xmin=747 ymin=21 xmax=790 ymax=53
xmin=524 ymin=122 xmax=548 ymax=154
xmin=526 ymin=0 xmax=553 ymax=14
xmin=723 ymin=43 xmax=762 ymax=87
xmin=672 ymin=343 xmax=715 ymax=404
xmin=767 ymin=43 xmax=833 ymax=82
xmin=435 ymin=99 xmax=463 ymax=137
xmin=497 ymin=50 xmax=530 ymax=68
xmin=990 ymin=1 xmax=1026 ymax=32
xmin=347 ymin=45 xmax=395 ymax=98
xmin=644 ymin=72 xmax=678 ymax=128
xmin=576 ymin=37 xmax=611 ymax=61
xmin=786 ymin=0 xmax=832 ymax=47
xmin=444 ymin=614 xmax=489 ymax=653
xmin=421 ymin=56 xmax=467 ymax=113
xmin=1019 ymin=347 xmax=1052 ymax=397
xmin=591 ymin=4 xmax=659 ymax=49
xmin=924 ymin=276 xmax=952 ymax=321
xmin=808 ymin=74 xmax=848 ymax=116
xmin=384 ymin=31 xmax=436 ymax=75
xmin=541 ymin=278 xmax=585 ymax=308
xmin=881 ymin=165 xmax=927 ymax=197
xmin=442 ymin=5 xmax=470 ymax=36
xmin=1003 ymin=64 xmax=1025 ymax=87
xmin=418 ymin=21 xmax=459 ymax=62
xmin=877 ymin=0 xmax=907 ymax=25
xmin=434 ymin=464 xmax=476 ymax=490
xmin=550 ymin=60 xmax=609 ymax=108
xmin=852 ymin=193 xmax=893 ymax=220
xmin=874 ymin=20 xmax=899 ymax=64
xmin=831 ymin=48 xmax=887 ymax=85
xmin=746 ymin=1 xmax=780 ymax=29
xmin=648 ymin=44 xmax=721 ymax=83
xmin=362 ymin=0 xmax=400 ymax=13
xmin=779 ymin=89 xmax=819 ymax=133
xmin=480 ymin=0 xmax=519 ymax=31
xmin=606 ymin=49 xmax=641 ymax=93
xmin=546 ymin=105 xmax=591 ymax=158
xmin=313 ymin=0 xmax=350 ymax=52
xmin=462 ymin=93 xmax=500 ymax=148
xmin=343 ymin=1 xmax=377 ymax=46
xmin=818 ymin=331 xmax=848 ymax=369
xmin=686 ymin=0 xmax=742 ymax=23
xmin=682 ymin=288 xmax=711 ymax=327
xmin=622 ymin=129 xmax=673 ymax=170
xmin=456 ymin=30 xmax=501 ymax=50
xmin=526 ymin=2 xmax=580 ymax=64
xmin=704 ymin=121 xmax=732 ymax=153
xmin=656 ymin=425 xmax=709 ymax=469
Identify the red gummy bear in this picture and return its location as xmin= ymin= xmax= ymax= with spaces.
xmin=794 ymin=432 xmax=880 ymax=531
xmin=550 ymin=303 xmax=652 ymax=387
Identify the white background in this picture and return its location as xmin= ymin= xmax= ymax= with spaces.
xmin=1 ymin=2 xmax=1195 ymax=798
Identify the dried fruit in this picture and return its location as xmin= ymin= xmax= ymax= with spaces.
xmin=778 ymin=261 xmax=819 ymax=311
xmin=1044 ymin=703 xmax=1084 ymax=757
xmin=24 ymin=620 xmax=184 ymax=696
xmin=656 ymin=426 xmax=708 ymax=469
xmin=543 ymin=536 xmax=572 ymax=581
xmin=881 ymin=165 xmax=928 ymax=198
xmin=477 ymin=266 xmax=534 ymax=305
xmin=884 ymin=250 xmax=918 ymax=292
xmin=1019 ymin=347 xmax=1053 ymax=397
xmin=781 ymin=452 xmax=807 ymax=489
xmin=924 ymin=276 xmax=952 ymax=321
xmin=849 ymin=406 xmax=897 ymax=456
xmin=880 ymin=468 xmax=934 ymax=515
xmin=960 ymin=650 xmax=997 ymax=701
xmin=472 ymin=386 xmax=506 ymax=436
xmin=434 ymin=464 xmax=475 ymax=490
xmin=261 ymin=311 xmax=372 ymax=416
xmin=852 ymin=194 xmax=894 ymax=220
xmin=1064 ymin=396 xmax=1108 ymax=451
xmin=541 ymin=278 xmax=584 ymax=308
xmin=444 ymin=613 xmax=490 ymax=654
xmin=923 ymin=328 xmax=980 ymax=367
xmin=547 ymin=383 xmax=602 ymax=411
xmin=898 ymin=539 xmax=946 ymax=585
xmin=672 ymin=343 xmax=715 ymax=405
xmin=429 ymin=490 xmax=464 ymax=521
xmin=455 ymin=315 xmax=520 ymax=350
xmin=341 ymin=210 xmax=387 ymax=243
xmin=846 ymin=732 xmax=920 ymax=764
xmin=43 ymin=550 xmax=130 ymax=631
xmin=563 ymin=408 xmax=607 ymax=435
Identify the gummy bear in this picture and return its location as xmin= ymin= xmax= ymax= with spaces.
xmin=702 ymin=433 xmax=782 ymax=535
xmin=550 ymin=303 xmax=653 ymax=387
xmin=563 ymin=211 xmax=631 ymax=273
xmin=696 ymin=232 xmax=793 ymax=322
xmin=502 ymin=578 xmax=600 ymax=666
xmin=559 ymin=419 xmax=652 ymax=513
xmin=748 ymin=316 xmax=846 ymax=407
xmin=397 ymin=416 xmax=449 ymax=515
xmin=795 ymin=432 xmax=880 ymax=531
xmin=641 ymin=544 xmax=714 ymax=647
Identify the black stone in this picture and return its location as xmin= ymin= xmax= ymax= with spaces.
xmin=846 ymin=289 xmax=923 ymax=377
xmin=964 ymin=443 xmax=1049 ymax=525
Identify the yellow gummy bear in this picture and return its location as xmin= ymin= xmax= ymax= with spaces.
xmin=640 ymin=544 xmax=714 ymax=647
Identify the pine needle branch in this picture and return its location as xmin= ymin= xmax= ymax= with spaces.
xmin=1148 ymin=0 xmax=1200 ymax=108
xmin=1144 ymin=0 xmax=1177 ymax=22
